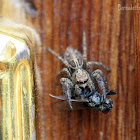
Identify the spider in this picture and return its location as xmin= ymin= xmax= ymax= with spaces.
xmin=47 ymin=31 xmax=116 ymax=112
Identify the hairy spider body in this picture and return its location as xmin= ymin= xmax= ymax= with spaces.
xmin=47 ymin=31 xmax=116 ymax=112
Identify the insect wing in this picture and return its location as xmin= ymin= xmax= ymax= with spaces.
xmin=106 ymin=90 xmax=117 ymax=95
xmin=49 ymin=94 xmax=89 ymax=102
xmin=49 ymin=94 xmax=66 ymax=100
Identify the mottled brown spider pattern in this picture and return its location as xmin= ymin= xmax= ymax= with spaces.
xmin=47 ymin=31 xmax=116 ymax=112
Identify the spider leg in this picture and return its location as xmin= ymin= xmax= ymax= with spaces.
xmin=82 ymin=30 xmax=87 ymax=64
xmin=74 ymin=84 xmax=82 ymax=96
xmin=91 ymin=69 xmax=107 ymax=101
xmin=60 ymin=78 xmax=74 ymax=110
xmin=57 ymin=68 xmax=71 ymax=79
xmin=47 ymin=47 xmax=69 ymax=67
xmin=87 ymin=61 xmax=111 ymax=72
xmin=91 ymin=69 xmax=108 ymax=87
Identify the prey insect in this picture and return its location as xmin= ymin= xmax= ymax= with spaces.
xmin=47 ymin=31 xmax=116 ymax=112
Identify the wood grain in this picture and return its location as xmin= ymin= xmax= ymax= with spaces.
xmin=0 ymin=0 xmax=136 ymax=139
xmin=133 ymin=1 xmax=140 ymax=140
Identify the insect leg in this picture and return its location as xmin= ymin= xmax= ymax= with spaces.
xmin=87 ymin=61 xmax=111 ymax=72
xmin=85 ymin=87 xmax=99 ymax=98
xmin=57 ymin=68 xmax=71 ymax=79
xmin=91 ymin=69 xmax=107 ymax=101
xmin=60 ymin=78 xmax=74 ymax=110
xmin=47 ymin=47 xmax=69 ymax=67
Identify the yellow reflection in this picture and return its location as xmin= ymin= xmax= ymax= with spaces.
xmin=0 ymin=24 xmax=38 ymax=140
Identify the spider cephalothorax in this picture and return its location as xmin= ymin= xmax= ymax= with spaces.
xmin=73 ymin=69 xmax=89 ymax=86
xmin=48 ymin=31 xmax=116 ymax=112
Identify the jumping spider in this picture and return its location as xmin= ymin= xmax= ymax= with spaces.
xmin=47 ymin=31 xmax=116 ymax=112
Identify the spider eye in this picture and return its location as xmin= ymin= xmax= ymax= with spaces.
xmin=77 ymin=79 xmax=88 ymax=84
xmin=77 ymin=81 xmax=82 ymax=84
xmin=83 ymin=80 xmax=88 ymax=83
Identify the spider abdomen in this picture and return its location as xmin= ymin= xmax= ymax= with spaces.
xmin=64 ymin=47 xmax=83 ymax=69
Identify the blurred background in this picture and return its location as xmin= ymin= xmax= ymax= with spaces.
xmin=0 ymin=0 xmax=138 ymax=140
